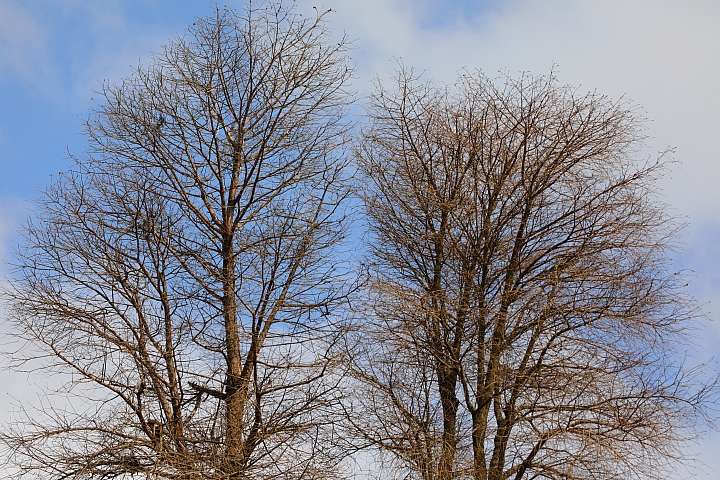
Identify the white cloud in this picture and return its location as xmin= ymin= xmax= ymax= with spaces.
xmin=2 ymin=0 xmax=718 ymax=474
xmin=0 ymin=0 xmax=50 ymax=81
xmin=293 ymin=1 xmax=720 ymax=474
xmin=0 ymin=196 xmax=27 ymax=264
xmin=300 ymin=0 xmax=720 ymax=220
xmin=0 ymin=196 xmax=33 ymax=456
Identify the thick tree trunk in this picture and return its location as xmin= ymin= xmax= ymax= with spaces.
xmin=222 ymin=233 xmax=245 ymax=477
xmin=437 ymin=365 xmax=460 ymax=480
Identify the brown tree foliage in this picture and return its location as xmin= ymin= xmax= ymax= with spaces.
xmin=349 ymin=68 xmax=718 ymax=480
xmin=2 ymin=4 xmax=718 ymax=479
xmin=2 ymin=3 xmax=354 ymax=479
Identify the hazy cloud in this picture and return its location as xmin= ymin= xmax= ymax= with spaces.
xmin=1 ymin=1 xmax=719 ymax=475
xmin=294 ymin=0 xmax=720 ymax=219
xmin=0 ymin=0 xmax=49 ymax=81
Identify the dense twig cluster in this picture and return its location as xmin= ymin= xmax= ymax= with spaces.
xmin=349 ymin=68 xmax=718 ymax=480
xmin=3 ymin=3 xmax=353 ymax=479
xmin=1 ymin=2 xmax=717 ymax=479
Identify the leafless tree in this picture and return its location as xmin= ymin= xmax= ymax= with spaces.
xmin=1 ymin=2 xmax=354 ymax=479
xmin=349 ymin=68 xmax=718 ymax=480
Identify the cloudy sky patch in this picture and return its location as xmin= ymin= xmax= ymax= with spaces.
xmin=1 ymin=1 xmax=718 ymax=476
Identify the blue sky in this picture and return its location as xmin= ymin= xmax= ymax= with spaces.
xmin=1 ymin=0 xmax=720 ymax=477
xmin=0 ymin=0 xmax=507 ymax=197
xmin=0 ymin=0 xmax=202 ymax=198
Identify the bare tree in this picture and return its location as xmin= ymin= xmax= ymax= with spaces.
xmin=350 ymin=68 xmax=718 ymax=480
xmin=1 ymin=2 xmax=354 ymax=479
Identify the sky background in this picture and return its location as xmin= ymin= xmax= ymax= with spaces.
xmin=1 ymin=0 xmax=719 ymax=477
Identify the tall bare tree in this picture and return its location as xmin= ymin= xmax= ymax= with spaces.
xmin=2 ymin=3 xmax=354 ymax=478
xmin=350 ymin=68 xmax=718 ymax=480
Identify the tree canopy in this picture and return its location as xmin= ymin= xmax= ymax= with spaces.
xmin=1 ymin=2 xmax=717 ymax=480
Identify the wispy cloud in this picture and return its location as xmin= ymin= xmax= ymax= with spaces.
xmin=298 ymin=0 xmax=720 ymax=220
xmin=0 ymin=196 xmax=28 ymax=266
xmin=0 ymin=0 xmax=50 ymax=82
